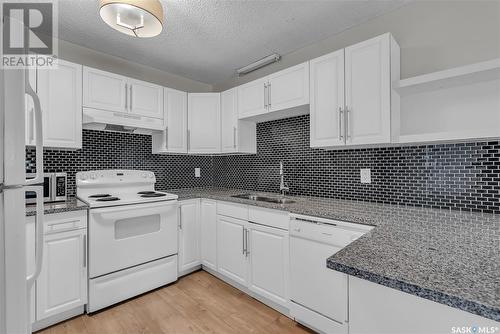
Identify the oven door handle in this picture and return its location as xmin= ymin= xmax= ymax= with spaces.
xmin=93 ymin=203 xmax=176 ymax=221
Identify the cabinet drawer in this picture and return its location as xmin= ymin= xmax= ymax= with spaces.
xmin=248 ymin=206 xmax=289 ymax=230
xmin=217 ymin=201 xmax=248 ymax=220
xmin=44 ymin=210 xmax=87 ymax=234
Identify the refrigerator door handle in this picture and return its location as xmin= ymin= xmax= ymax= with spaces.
xmin=24 ymin=73 xmax=43 ymax=186
xmin=26 ymin=186 xmax=44 ymax=289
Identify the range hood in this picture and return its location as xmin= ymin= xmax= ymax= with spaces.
xmin=83 ymin=108 xmax=164 ymax=135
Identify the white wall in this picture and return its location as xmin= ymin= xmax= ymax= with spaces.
xmin=214 ymin=0 xmax=500 ymax=91
xmin=57 ymin=39 xmax=213 ymax=92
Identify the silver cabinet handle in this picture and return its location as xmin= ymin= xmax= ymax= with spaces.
xmin=242 ymin=228 xmax=246 ymax=254
xmin=83 ymin=234 xmax=87 ymax=268
xmin=264 ymin=83 xmax=267 ymax=109
xmin=125 ymin=83 xmax=128 ymax=110
xmin=187 ymin=129 xmax=190 ymax=151
xmin=129 ymin=85 xmax=133 ymax=111
xmin=178 ymin=206 xmax=182 ymax=230
xmin=245 ymin=228 xmax=250 ymax=257
xmin=345 ymin=106 xmax=351 ymax=141
xmin=338 ymin=107 xmax=344 ymax=141
xmin=233 ymin=126 xmax=237 ymax=149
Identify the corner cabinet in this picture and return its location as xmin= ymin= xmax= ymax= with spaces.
xmin=187 ymin=93 xmax=221 ymax=154
xmin=152 ymin=88 xmax=188 ymax=154
xmin=310 ymin=33 xmax=400 ymax=148
xmin=238 ymin=62 xmax=309 ymax=122
xmin=221 ymin=88 xmax=256 ymax=154
xmin=26 ymin=59 xmax=83 ymax=149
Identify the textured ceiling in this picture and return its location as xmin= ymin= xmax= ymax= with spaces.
xmin=57 ymin=0 xmax=409 ymax=85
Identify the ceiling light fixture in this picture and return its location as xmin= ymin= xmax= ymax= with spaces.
xmin=237 ymin=53 xmax=281 ymax=76
xmin=99 ymin=0 xmax=164 ymax=38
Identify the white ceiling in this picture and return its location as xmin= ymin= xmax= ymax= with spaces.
xmin=57 ymin=0 xmax=409 ymax=85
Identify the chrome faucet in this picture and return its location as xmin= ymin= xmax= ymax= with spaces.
xmin=279 ymin=161 xmax=289 ymax=196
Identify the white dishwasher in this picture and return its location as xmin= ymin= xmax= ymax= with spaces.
xmin=289 ymin=214 xmax=373 ymax=334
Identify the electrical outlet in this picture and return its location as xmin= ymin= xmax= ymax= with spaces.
xmin=360 ymin=168 xmax=371 ymax=184
xmin=195 ymin=168 xmax=201 ymax=178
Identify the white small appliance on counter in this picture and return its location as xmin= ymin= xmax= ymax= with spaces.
xmin=76 ymin=170 xmax=178 ymax=312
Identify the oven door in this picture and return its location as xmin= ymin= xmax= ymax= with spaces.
xmin=89 ymin=201 xmax=178 ymax=278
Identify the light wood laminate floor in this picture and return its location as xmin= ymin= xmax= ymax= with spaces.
xmin=37 ymin=270 xmax=314 ymax=334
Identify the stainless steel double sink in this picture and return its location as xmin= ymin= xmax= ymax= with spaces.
xmin=231 ymin=193 xmax=295 ymax=204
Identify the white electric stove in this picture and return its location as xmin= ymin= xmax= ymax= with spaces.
xmin=76 ymin=170 xmax=179 ymax=313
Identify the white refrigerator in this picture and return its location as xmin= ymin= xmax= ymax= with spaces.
xmin=0 ymin=65 xmax=45 ymax=333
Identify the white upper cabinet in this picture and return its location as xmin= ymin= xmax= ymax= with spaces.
xmin=187 ymin=93 xmax=221 ymax=154
xmin=238 ymin=77 xmax=268 ymax=119
xmin=83 ymin=67 xmax=127 ymax=113
xmin=152 ymin=88 xmax=188 ymax=153
xmin=344 ymin=33 xmax=398 ymax=146
xmin=310 ymin=50 xmax=345 ymax=148
xmin=128 ymin=79 xmax=163 ymax=119
xmin=267 ymin=62 xmax=309 ymax=113
xmin=26 ymin=59 xmax=82 ymax=149
xmin=83 ymin=66 xmax=164 ymax=131
xmin=309 ymin=33 xmax=400 ymax=148
xmin=221 ymin=88 xmax=257 ymax=154
xmin=237 ymin=62 xmax=309 ymax=122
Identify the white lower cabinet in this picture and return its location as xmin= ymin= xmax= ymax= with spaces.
xmin=37 ymin=228 xmax=87 ymax=320
xmin=216 ymin=215 xmax=248 ymax=286
xmin=200 ymin=199 xmax=217 ymax=271
xmin=178 ymin=199 xmax=201 ymax=274
xmin=26 ymin=211 xmax=88 ymax=329
xmin=247 ymin=222 xmax=289 ymax=309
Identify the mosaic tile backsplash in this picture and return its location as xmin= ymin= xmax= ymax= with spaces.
xmin=213 ymin=115 xmax=500 ymax=214
xmin=26 ymin=129 xmax=214 ymax=197
xmin=26 ymin=116 xmax=500 ymax=214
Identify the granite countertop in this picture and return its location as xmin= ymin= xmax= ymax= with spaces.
xmin=26 ymin=197 xmax=89 ymax=216
xmin=163 ymin=187 xmax=500 ymax=321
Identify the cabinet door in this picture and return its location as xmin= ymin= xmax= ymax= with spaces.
xmin=237 ymin=77 xmax=267 ymax=119
xmin=83 ymin=67 xmax=127 ymax=113
xmin=216 ymin=216 xmax=247 ymax=286
xmin=36 ymin=229 xmax=87 ymax=320
xmin=129 ymin=79 xmax=163 ymax=119
xmin=200 ymin=199 xmax=217 ymax=271
xmin=310 ymin=50 xmax=345 ymax=148
xmin=187 ymin=93 xmax=221 ymax=153
xmin=165 ymin=88 xmax=188 ymax=153
xmin=178 ymin=200 xmax=200 ymax=273
xmin=37 ymin=59 xmax=82 ymax=149
xmin=248 ymin=223 xmax=289 ymax=308
xmin=268 ymin=62 xmax=309 ymax=113
xmin=345 ymin=34 xmax=391 ymax=145
xmin=221 ymin=88 xmax=238 ymax=153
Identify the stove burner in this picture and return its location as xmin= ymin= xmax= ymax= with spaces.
xmin=89 ymin=194 xmax=111 ymax=198
xmin=138 ymin=191 xmax=156 ymax=194
xmin=95 ymin=197 xmax=120 ymax=202
xmin=140 ymin=193 xmax=167 ymax=198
